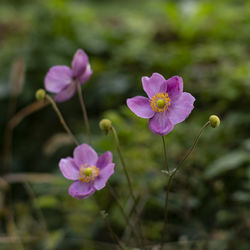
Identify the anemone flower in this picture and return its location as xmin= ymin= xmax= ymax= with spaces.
xmin=44 ymin=49 xmax=92 ymax=102
xmin=127 ymin=73 xmax=195 ymax=135
xmin=59 ymin=144 xmax=114 ymax=199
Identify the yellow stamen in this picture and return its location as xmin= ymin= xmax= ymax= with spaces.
xmin=150 ymin=92 xmax=171 ymax=112
xmin=79 ymin=164 xmax=100 ymax=183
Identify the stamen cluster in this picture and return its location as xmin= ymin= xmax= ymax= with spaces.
xmin=150 ymin=92 xmax=171 ymax=112
xmin=79 ymin=164 xmax=100 ymax=183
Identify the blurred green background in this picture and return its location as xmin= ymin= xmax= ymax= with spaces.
xmin=1 ymin=0 xmax=250 ymax=249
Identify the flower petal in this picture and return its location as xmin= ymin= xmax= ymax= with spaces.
xmin=94 ymin=163 xmax=114 ymax=190
xmin=142 ymin=73 xmax=167 ymax=98
xmin=78 ymin=64 xmax=93 ymax=85
xmin=59 ymin=157 xmax=79 ymax=180
xmin=166 ymin=76 xmax=183 ymax=100
xmin=54 ymin=82 xmax=77 ymax=102
xmin=72 ymin=49 xmax=88 ymax=78
xmin=69 ymin=181 xmax=95 ymax=199
xmin=127 ymin=96 xmax=155 ymax=118
xmin=149 ymin=112 xmax=174 ymax=136
xmin=168 ymin=92 xmax=195 ymax=125
xmin=44 ymin=66 xmax=72 ymax=93
xmin=96 ymin=151 xmax=113 ymax=169
xmin=73 ymin=144 xmax=98 ymax=167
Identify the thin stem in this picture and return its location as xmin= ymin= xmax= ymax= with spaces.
xmin=76 ymin=82 xmax=91 ymax=144
xmin=160 ymin=175 xmax=174 ymax=250
xmin=110 ymin=126 xmax=136 ymax=201
xmin=45 ymin=95 xmax=79 ymax=146
xmin=107 ymin=184 xmax=142 ymax=247
xmin=161 ymin=136 xmax=169 ymax=173
xmin=174 ymin=121 xmax=210 ymax=175
xmin=110 ymin=126 xmax=145 ymax=246
xmin=92 ymin=195 xmax=124 ymax=250
xmin=160 ymin=121 xmax=210 ymax=249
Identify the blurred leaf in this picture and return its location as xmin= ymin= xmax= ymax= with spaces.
xmin=205 ymin=151 xmax=249 ymax=178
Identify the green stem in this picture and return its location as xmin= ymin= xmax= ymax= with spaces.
xmin=173 ymin=121 xmax=210 ymax=175
xmin=92 ymin=195 xmax=125 ymax=250
xmin=76 ymin=82 xmax=91 ymax=145
xmin=110 ymin=125 xmax=145 ymax=246
xmin=111 ymin=126 xmax=135 ymax=201
xmin=45 ymin=95 xmax=79 ymax=146
xmin=161 ymin=136 xmax=169 ymax=173
xmin=160 ymin=121 xmax=210 ymax=249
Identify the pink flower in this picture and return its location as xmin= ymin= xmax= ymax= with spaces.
xmin=59 ymin=144 xmax=115 ymax=199
xmin=127 ymin=73 xmax=195 ymax=135
xmin=44 ymin=49 xmax=92 ymax=102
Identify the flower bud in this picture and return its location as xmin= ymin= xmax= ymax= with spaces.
xmin=35 ymin=89 xmax=46 ymax=101
xmin=209 ymin=115 xmax=220 ymax=128
xmin=99 ymin=119 xmax=112 ymax=134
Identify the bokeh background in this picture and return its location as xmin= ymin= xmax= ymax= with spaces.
xmin=1 ymin=0 xmax=250 ymax=249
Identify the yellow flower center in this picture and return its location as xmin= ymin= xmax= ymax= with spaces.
xmin=79 ymin=164 xmax=100 ymax=183
xmin=150 ymin=92 xmax=171 ymax=112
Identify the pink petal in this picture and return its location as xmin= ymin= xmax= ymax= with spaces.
xmin=78 ymin=64 xmax=93 ymax=85
xmin=127 ymin=96 xmax=155 ymax=118
xmin=149 ymin=112 xmax=174 ymax=136
xmin=166 ymin=76 xmax=183 ymax=100
xmin=72 ymin=49 xmax=88 ymax=78
xmin=96 ymin=151 xmax=113 ymax=169
xmin=54 ymin=82 xmax=77 ymax=102
xmin=59 ymin=157 xmax=79 ymax=180
xmin=44 ymin=66 xmax=72 ymax=93
xmin=142 ymin=73 xmax=167 ymax=98
xmin=94 ymin=163 xmax=114 ymax=190
xmin=69 ymin=181 xmax=95 ymax=199
xmin=73 ymin=144 xmax=98 ymax=167
xmin=168 ymin=92 xmax=195 ymax=125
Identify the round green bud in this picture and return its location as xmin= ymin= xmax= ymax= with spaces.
xmin=35 ymin=89 xmax=46 ymax=101
xmin=156 ymin=99 xmax=165 ymax=108
xmin=84 ymin=167 xmax=93 ymax=176
xmin=209 ymin=115 xmax=220 ymax=128
xmin=99 ymin=119 xmax=112 ymax=133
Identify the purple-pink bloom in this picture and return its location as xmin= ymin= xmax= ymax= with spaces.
xmin=127 ymin=73 xmax=195 ymax=136
xmin=59 ymin=144 xmax=115 ymax=199
xmin=44 ymin=49 xmax=93 ymax=102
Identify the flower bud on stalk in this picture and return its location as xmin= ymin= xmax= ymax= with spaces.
xmin=35 ymin=89 xmax=46 ymax=101
xmin=209 ymin=115 xmax=220 ymax=128
xmin=99 ymin=119 xmax=112 ymax=135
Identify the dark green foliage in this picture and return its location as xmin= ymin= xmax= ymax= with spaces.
xmin=1 ymin=0 xmax=250 ymax=249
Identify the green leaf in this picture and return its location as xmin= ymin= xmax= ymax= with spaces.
xmin=205 ymin=151 xmax=249 ymax=178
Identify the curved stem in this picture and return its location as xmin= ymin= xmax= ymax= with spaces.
xmin=107 ymin=183 xmax=142 ymax=247
xmin=92 ymin=195 xmax=124 ymax=250
xmin=160 ymin=121 xmax=210 ymax=249
xmin=45 ymin=95 xmax=79 ymax=146
xmin=76 ymin=82 xmax=91 ymax=144
xmin=161 ymin=136 xmax=169 ymax=173
xmin=110 ymin=126 xmax=145 ymax=246
xmin=111 ymin=126 xmax=135 ymax=201
xmin=173 ymin=121 xmax=210 ymax=176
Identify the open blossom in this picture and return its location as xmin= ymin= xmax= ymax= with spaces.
xmin=127 ymin=73 xmax=195 ymax=136
xmin=44 ymin=49 xmax=92 ymax=102
xmin=59 ymin=144 xmax=115 ymax=199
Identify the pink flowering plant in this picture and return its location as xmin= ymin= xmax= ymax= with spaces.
xmin=127 ymin=73 xmax=195 ymax=135
xmin=34 ymin=48 xmax=220 ymax=249
xmin=59 ymin=144 xmax=114 ymax=199
xmin=45 ymin=49 xmax=92 ymax=102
